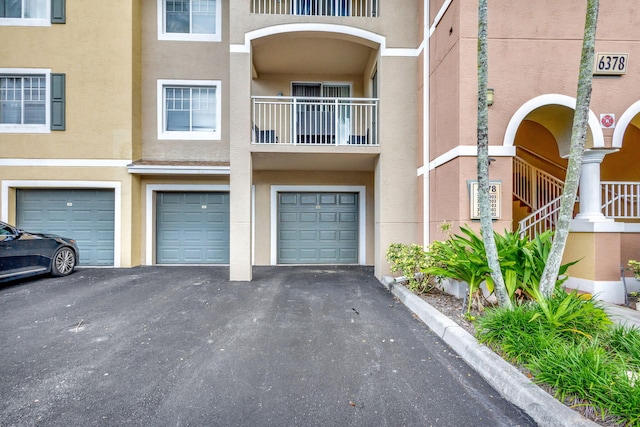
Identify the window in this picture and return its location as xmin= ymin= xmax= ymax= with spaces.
xmin=0 ymin=0 xmax=61 ymax=26
xmin=158 ymin=0 xmax=221 ymax=42
xmin=0 ymin=69 xmax=64 ymax=133
xmin=158 ymin=80 xmax=221 ymax=140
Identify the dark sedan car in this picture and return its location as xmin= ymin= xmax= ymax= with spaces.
xmin=0 ymin=221 xmax=79 ymax=283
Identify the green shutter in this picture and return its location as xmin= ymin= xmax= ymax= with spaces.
xmin=51 ymin=73 xmax=65 ymax=131
xmin=51 ymin=0 xmax=65 ymax=24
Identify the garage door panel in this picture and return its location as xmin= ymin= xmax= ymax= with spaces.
xmin=340 ymin=230 xmax=357 ymax=241
xmin=319 ymin=212 xmax=337 ymax=222
xmin=299 ymin=230 xmax=317 ymax=240
xmin=206 ymin=212 xmax=227 ymax=223
xmin=156 ymin=192 xmax=229 ymax=264
xmin=280 ymin=193 xmax=298 ymax=205
xmin=299 ymin=212 xmax=317 ymax=222
xmin=340 ymin=248 xmax=357 ymax=259
xmin=339 ymin=194 xmax=357 ymax=205
xmin=299 ymin=248 xmax=319 ymax=259
xmin=17 ymin=189 xmax=115 ymax=266
xmin=300 ymin=194 xmax=318 ymax=205
xmin=319 ymin=230 xmax=337 ymax=240
xmin=320 ymin=194 xmax=336 ymax=205
xmin=279 ymin=230 xmax=297 ymax=241
xmin=278 ymin=192 xmax=358 ymax=264
xmin=319 ymin=248 xmax=338 ymax=259
xmin=339 ymin=212 xmax=357 ymax=222
xmin=280 ymin=212 xmax=298 ymax=223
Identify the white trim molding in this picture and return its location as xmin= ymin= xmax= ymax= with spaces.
xmin=269 ymin=185 xmax=367 ymax=266
xmin=612 ymin=100 xmax=640 ymax=148
xmin=144 ymin=184 xmax=230 ymax=265
xmin=429 ymin=0 xmax=453 ymax=37
xmin=429 ymin=145 xmax=516 ymax=170
xmin=230 ymin=23 xmax=419 ymax=58
xmin=503 ymin=94 xmax=605 ymax=151
xmin=1 ymin=180 xmax=122 ymax=267
xmin=564 ymin=277 xmax=626 ymax=305
xmin=0 ymin=159 xmax=131 ymax=167
xmin=128 ymin=164 xmax=230 ymax=175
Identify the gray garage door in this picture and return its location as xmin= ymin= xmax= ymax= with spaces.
xmin=156 ymin=192 xmax=230 ymax=264
xmin=16 ymin=189 xmax=115 ymax=266
xmin=278 ymin=192 xmax=358 ymax=264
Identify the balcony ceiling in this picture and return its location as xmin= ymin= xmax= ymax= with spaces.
xmin=252 ymin=151 xmax=378 ymax=172
xmin=252 ymin=33 xmax=375 ymax=75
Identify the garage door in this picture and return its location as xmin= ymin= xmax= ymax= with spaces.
xmin=156 ymin=192 xmax=230 ymax=264
xmin=278 ymin=192 xmax=358 ymax=264
xmin=16 ymin=189 xmax=115 ymax=266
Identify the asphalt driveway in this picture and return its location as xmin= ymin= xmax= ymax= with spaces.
xmin=0 ymin=266 xmax=534 ymax=426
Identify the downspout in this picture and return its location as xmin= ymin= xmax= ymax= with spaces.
xmin=423 ymin=0 xmax=430 ymax=245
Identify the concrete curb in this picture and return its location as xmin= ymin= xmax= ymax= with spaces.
xmin=380 ymin=276 xmax=598 ymax=427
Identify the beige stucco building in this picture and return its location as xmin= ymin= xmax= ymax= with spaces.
xmin=1 ymin=1 xmax=638 ymax=302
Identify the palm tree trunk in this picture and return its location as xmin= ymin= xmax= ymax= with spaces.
xmin=539 ymin=0 xmax=600 ymax=297
xmin=477 ymin=0 xmax=512 ymax=309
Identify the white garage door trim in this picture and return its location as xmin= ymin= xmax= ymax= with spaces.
xmin=270 ymin=185 xmax=366 ymax=265
xmin=2 ymin=180 xmax=122 ymax=267
xmin=145 ymin=184 xmax=230 ymax=265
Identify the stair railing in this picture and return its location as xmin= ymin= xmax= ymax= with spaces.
xmin=518 ymin=196 xmax=562 ymax=239
xmin=513 ymin=156 xmax=565 ymax=211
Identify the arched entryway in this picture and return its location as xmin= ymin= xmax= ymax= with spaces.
xmin=503 ymin=94 xmax=604 ymax=235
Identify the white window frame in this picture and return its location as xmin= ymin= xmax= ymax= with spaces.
xmin=157 ymin=0 xmax=221 ymax=42
xmin=0 ymin=0 xmax=50 ymax=26
xmin=0 ymin=68 xmax=50 ymax=134
xmin=157 ymin=79 xmax=221 ymax=141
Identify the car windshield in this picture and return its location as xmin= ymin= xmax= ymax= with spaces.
xmin=0 ymin=223 xmax=16 ymax=236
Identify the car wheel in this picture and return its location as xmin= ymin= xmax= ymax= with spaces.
xmin=52 ymin=246 xmax=76 ymax=277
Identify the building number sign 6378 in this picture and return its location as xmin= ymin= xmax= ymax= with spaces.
xmin=594 ymin=53 xmax=628 ymax=75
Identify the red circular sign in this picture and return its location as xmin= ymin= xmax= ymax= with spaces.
xmin=601 ymin=114 xmax=614 ymax=128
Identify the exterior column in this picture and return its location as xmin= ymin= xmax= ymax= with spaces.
xmin=229 ymin=49 xmax=253 ymax=281
xmin=573 ymin=149 xmax=614 ymax=222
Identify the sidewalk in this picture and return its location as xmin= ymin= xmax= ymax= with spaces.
xmin=602 ymin=302 xmax=640 ymax=329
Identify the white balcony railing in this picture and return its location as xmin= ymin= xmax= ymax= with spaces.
xmin=251 ymin=0 xmax=378 ymax=17
xmin=252 ymin=96 xmax=378 ymax=146
xmin=602 ymin=181 xmax=640 ymax=219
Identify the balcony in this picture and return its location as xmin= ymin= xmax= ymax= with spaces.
xmin=251 ymin=0 xmax=378 ymax=17
xmin=252 ymin=96 xmax=378 ymax=146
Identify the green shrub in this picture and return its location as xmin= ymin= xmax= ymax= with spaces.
xmin=529 ymin=289 xmax=612 ymax=341
xmin=423 ymin=225 xmax=578 ymax=313
xmin=385 ymin=243 xmax=432 ymax=293
xmin=478 ymin=293 xmax=639 ymax=424
xmin=628 ymin=259 xmax=640 ymax=281
xmin=475 ymin=304 xmax=559 ymax=364
xmin=424 ymin=228 xmax=492 ymax=313
xmin=605 ymin=325 xmax=640 ymax=370
xmin=528 ymin=339 xmax=640 ymax=424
